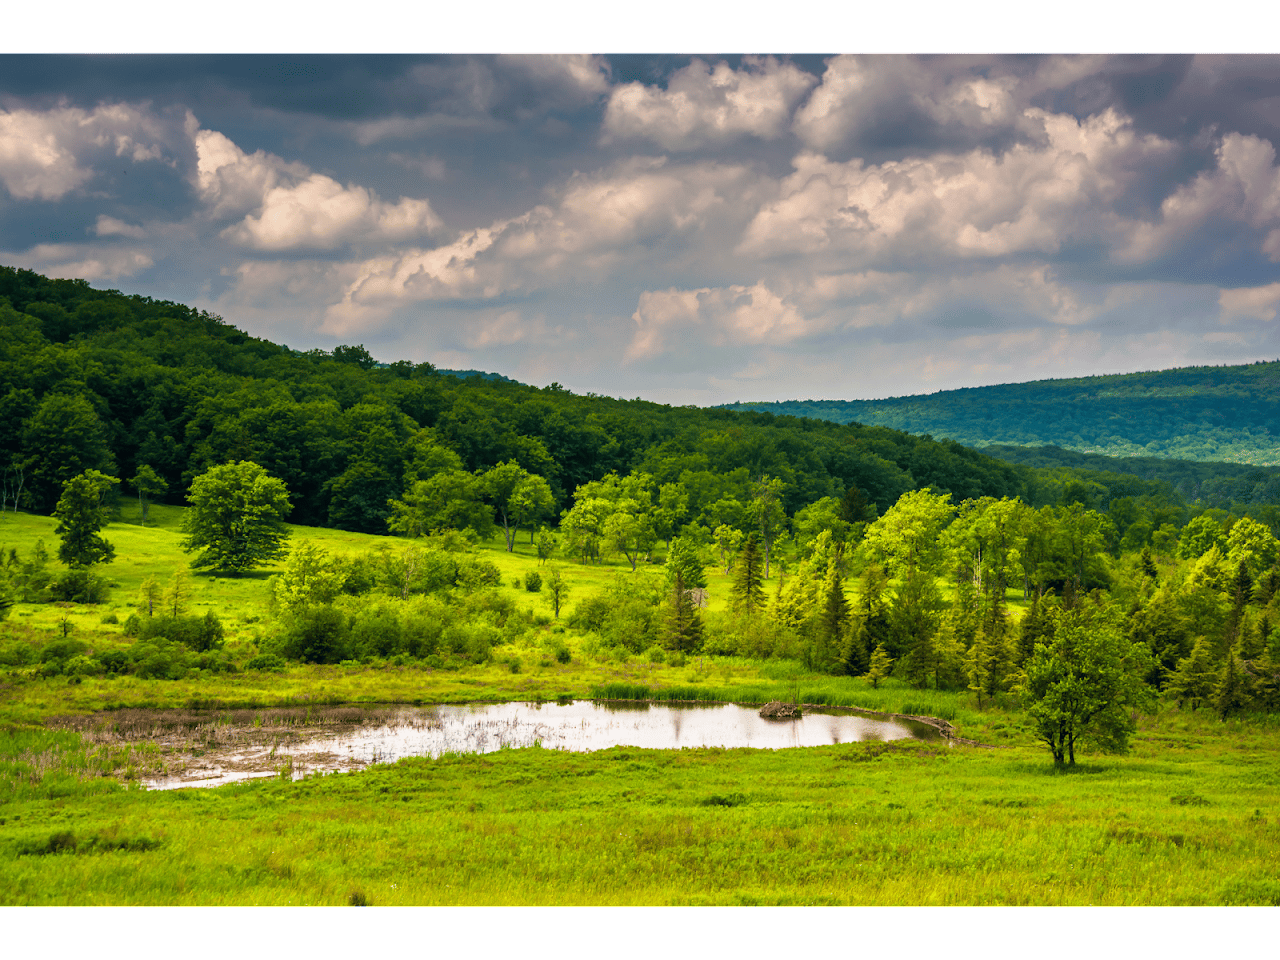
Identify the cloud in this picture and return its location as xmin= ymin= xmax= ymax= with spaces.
xmin=10 ymin=242 xmax=154 ymax=281
xmin=740 ymin=108 xmax=1174 ymax=265
xmin=0 ymin=102 xmax=174 ymax=201
xmin=627 ymin=281 xmax=808 ymax=360
xmin=602 ymin=57 xmax=817 ymax=150
xmin=320 ymin=156 xmax=767 ymax=333
xmin=225 ymin=173 xmax=442 ymax=251
xmin=790 ymin=55 xmax=1114 ymax=154
xmin=194 ymin=124 xmax=441 ymax=250
xmin=1219 ymin=282 xmax=1280 ymax=322
xmin=93 ymin=215 xmax=147 ymax=239
xmin=1119 ymin=132 xmax=1280 ymax=263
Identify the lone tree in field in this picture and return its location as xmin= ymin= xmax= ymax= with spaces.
xmin=53 ymin=469 xmax=119 ymax=568
xmin=180 ymin=461 xmax=292 ymax=573
xmin=1021 ymin=597 xmax=1155 ymax=766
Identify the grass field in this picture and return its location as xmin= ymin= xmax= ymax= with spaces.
xmin=2 ymin=507 xmax=1278 ymax=906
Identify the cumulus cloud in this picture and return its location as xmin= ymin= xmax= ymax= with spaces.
xmin=194 ymin=125 xmax=441 ymax=251
xmin=321 ymin=157 xmax=768 ymax=333
xmin=627 ymin=281 xmax=807 ymax=360
xmin=602 ymin=57 xmax=817 ymax=150
xmin=0 ymin=103 xmax=173 ymax=200
xmin=791 ymin=55 xmax=1113 ymax=154
xmin=1119 ymin=133 xmax=1280 ymax=263
xmin=741 ymin=109 xmax=1174 ymax=265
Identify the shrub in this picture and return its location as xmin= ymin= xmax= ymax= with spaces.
xmin=524 ymin=571 xmax=543 ymax=593
xmin=94 ymin=649 xmax=128 ymax=674
xmin=280 ymin=605 xmax=350 ymax=664
xmin=244 ymin=653 xmax=287 ymax=672
xmin=555 ymin=644 xmax=572 ymax=664
xmin=100 ymin=612 xmax=119 ymax=625
xmin=0 ymin=643 xmax=36 ymax=667
xmin=48 ymin=568 xmax=111 ymax=604
xmin=65 ymin=655 xmax=102 ymax=677
xmin=136 ymin=612 xmax=225 ymax=652
xmin=40 ymin=638 xmax=88 ymax=662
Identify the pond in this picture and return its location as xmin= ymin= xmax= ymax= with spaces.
xmin=52 ymin=701 xmax=942 ymax=790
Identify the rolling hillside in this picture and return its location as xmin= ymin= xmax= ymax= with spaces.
xmin=721 ymin=361 xmax=1280 ymax=467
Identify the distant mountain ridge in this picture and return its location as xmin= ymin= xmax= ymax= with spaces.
xmin=719 ymin=361 xmax=1280 ymax=467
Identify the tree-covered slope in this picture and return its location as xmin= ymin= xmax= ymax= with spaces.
xmin=721 ymin=362 xmax=1280 ymax=466
xmin=2 ymin=264 xmax=1054 ymax=530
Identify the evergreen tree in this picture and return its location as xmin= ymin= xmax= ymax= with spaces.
xmin=53 ymin=470 xmax=119 ymax=568
xmin=1165 ymin=637 xmax=1217 ymax=711
xmin=732 ymin=533 xmax=765 ymax=617
xmin=1140 ymin=547 xmax=1159 ymax=583
xmin=1214 ymin=649 xmax=1252 ymax=719
xmin=662 ymin=570 xmax=704 ymax=654
xmin=866 ymin=643 xmax=894 ymax=688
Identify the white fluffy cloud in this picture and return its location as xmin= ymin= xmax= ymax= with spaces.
xmin=0 ymin=103 xmax=172 ymax=200
xmin=321 ymin=157 xmax=767 ymax=332
xmin=194 ymin=126 xmax=441 ymax=250
xmin=602 ymin=57 xmax=817 ymax=150
xmin=741 ymin=109 xmax=1173 ymax=265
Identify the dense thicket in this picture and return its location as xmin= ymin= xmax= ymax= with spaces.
xmin=722 ymin=361 xmax=1280 ymax=467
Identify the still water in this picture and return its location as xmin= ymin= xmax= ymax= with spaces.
xmin=143 ymin=700 xmax=938 ymax=790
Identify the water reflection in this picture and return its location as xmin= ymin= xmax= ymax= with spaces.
xmin=143 ymin=700 xmax=936 ymax=790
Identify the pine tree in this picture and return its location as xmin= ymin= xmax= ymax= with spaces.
xmin=1214 ymin=648 xmax=1253 ymax=719
xmin=1165 ymin=637 xmax=1217 ymax=711
xmin=1140 ymin=547 xmax=1159 ymax=583
xmin=866 ymin=643 xmax=894 ymax=689
xmin=663 ymin=570 xmax=704 ymax=654
xmin=731 ymin=533 xmax=765 ymax=617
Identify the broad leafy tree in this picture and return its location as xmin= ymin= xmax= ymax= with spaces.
xmin=53 ymin=469 xmax=119 ymax=568
xmin=180 ymin=461 xmax=292 ymax=573
xmin=1021 ymin=598 xmax=1155 ymax=765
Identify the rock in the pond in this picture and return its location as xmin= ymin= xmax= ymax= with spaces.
xmin=759 ymin=701 xmax=801 ymax=719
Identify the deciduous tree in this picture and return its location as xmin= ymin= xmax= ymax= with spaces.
xmin=180 ymin=461 xmax=292 ymax=573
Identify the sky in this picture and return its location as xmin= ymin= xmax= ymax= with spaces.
xmin=5 ymin=45 xmax=1280 ymax=403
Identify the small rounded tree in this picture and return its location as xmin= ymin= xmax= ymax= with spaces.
xmin=180 ymin=461 xmax=292 ymax=574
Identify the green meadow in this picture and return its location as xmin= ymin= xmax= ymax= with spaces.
xmin=2 ymin=507 xmax=1278 ymax=905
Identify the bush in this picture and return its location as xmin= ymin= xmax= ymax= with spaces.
xmin=40 ymin=638 xmax=88 ymax=663
xmin=555 ymin=644 xmax=572 ymax=664
xmin=100 ymin=612 xmax=119 ymax=625
xmin=524 ymin=571 xmax=542 ymax=593
xmin=244 ymin=653 xmax=287 ymax=672
xmin=65 ymin=654 xmax=102 ymax=677
xmin=48 ymin=568 xmax=111 ymax=604
xmin=280 ymin=605 xmax=350 ymax=664
xmin=0 ymin=643 xmax=36 ymax=667
xmin=94 ymin=649 xmax=128 ymax=673
xmin=136 ymin=612 xmax=225 ymax=652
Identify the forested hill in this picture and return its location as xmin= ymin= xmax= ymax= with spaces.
xmin=720 ymin=362 xmax=1280 ymax=467
xmin=0 ymin=264 xmax=1198 ymax=534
